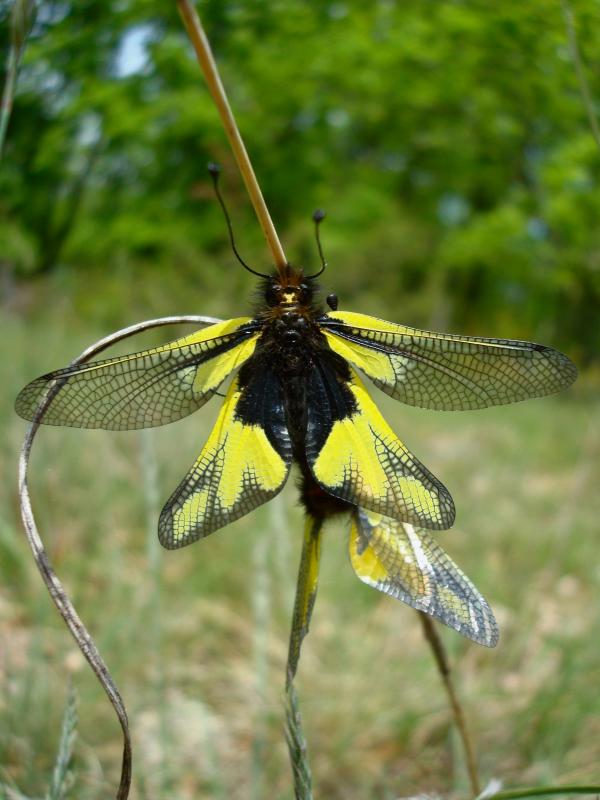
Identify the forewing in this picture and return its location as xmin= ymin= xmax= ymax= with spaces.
xmin=350 ymin=508 xmax=498 ymax=646
xmin=15 ymin=318 xmax=258 ymax=430
xmin=321 ymin=310 xmax=577 ymax=411
xmin=159 ymin=362 xmax=292 ymax=548
xmin=306 ymin=359 xmax=455 ymax=530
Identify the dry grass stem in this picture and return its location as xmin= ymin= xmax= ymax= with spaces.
xmin=418 ymin=611 xmax=481 ymax=796
xmin=561 ymin=0 xmax=600 ymax=154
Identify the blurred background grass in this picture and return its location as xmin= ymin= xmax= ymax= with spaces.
xmin=1 ymin=0 xmax=599 ymax=798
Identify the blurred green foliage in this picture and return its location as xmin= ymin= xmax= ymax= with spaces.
xmin=2 ymin=0 xmax=600 ymax=361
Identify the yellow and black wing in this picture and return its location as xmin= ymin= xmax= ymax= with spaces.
xmin=305 ymin=359 xmax=455 ymax=530
xmin=350 ymin=508 xmax=498 ymax=646
xmin=159 ymin=362 xmax=292 ymax=548
xmin=15 ymin=318 xmax=259 ymax=430
xmin=321 ymin=311 xmax=577 ymax=411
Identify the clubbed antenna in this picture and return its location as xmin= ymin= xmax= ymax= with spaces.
xmin=208 ymin=163 xmax=270 ymax=279
xmin=305 ymin=209 xmax=327 ymax=279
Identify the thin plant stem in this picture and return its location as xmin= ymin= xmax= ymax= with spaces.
xmin=0 ymin=47 xmax=19 ymax=159
xmin=285 ymin=682 xmax=313 ymax=800
xmin=418 ymin=612 xmax=481 ymax=796
xmin=561 ymin=0 xmax=600 ymax=153
xmin=19 ymin=314 xmax=220 ymax=800
xmin=1 ymin=0 xmax=37 ymax=159
xmin=176 ymin=0 xmax=288 ymax=275
xmin=250 ymin=523 xmax=270 ymax=800
xmin=286 ymin=516 xmax=323 ymax=690
xmin=140 ymin=428 xmax=171 ymax=796
xmin=284 ymin=515 xmax=324 ymax=800
xmin=46 ymin=681 xmax=78 ymax=800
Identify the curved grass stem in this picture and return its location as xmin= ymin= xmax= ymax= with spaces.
xmin=176 ymin=0 xmax=288 ymax=275
xmin=19 ymin=314 xmax=220 ymax=800
xmin=485 ymin=785 xmax=600 ymax=800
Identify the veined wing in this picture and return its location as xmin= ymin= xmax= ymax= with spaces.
xmin=321 ymin=310 xmax=577 ymax=411
xmin=350 ymin=508 xmax=498 ymax=646
xmin=305 ymin=358 xmax=455 ymax=530
xmin=15 ymin=318 xmax=259 ymax=430
xmin=159 ymin=362 xmax=292 ymax=548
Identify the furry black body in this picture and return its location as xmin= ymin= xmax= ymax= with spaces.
xmin=237 ymin=271 xmax=353 ymax=519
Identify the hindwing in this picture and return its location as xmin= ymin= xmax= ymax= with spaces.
xmin=15 ymin=318 xmax=259 ymax=430
xmin=321 ymin=310 xmax=577 ymax=411
xmin=350 ymin=508 xmax=498 ymax=646
xmin=305 ymin=358 xmax=455 ymax=530
xmin=159 ymin=361 xmax=292 ymax=548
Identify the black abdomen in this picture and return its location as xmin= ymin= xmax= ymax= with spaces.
xmin=252 ymin=310 xmax=354 ymax=520
xmin=279 ymin=345 xmax=353 ymax=520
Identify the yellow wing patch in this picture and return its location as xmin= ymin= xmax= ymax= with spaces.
xmin=322 ymin=310 xmax=577 ymax=411
xmin=159 ymin=371 xmax=291 ymax=548
xmin=154 ymin=316 xmax=254 ymax=350
xmin=323 ymin=329 xmax=397 ymax=384
xmin=325 ymin=311 xmax=401 ymax=335
xmin=350 ymin=509 xmax=498 ymax=646
xmin=170 ymin=318 xmax=258 ymax=395
xmin=307 ymin=366 xmax=454 ymax=530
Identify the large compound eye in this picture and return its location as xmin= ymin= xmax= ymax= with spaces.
xmin=265 ymin=283 xmax=280 ymax=305
xmin=298 ymin=283 xmax=311 ymax=302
